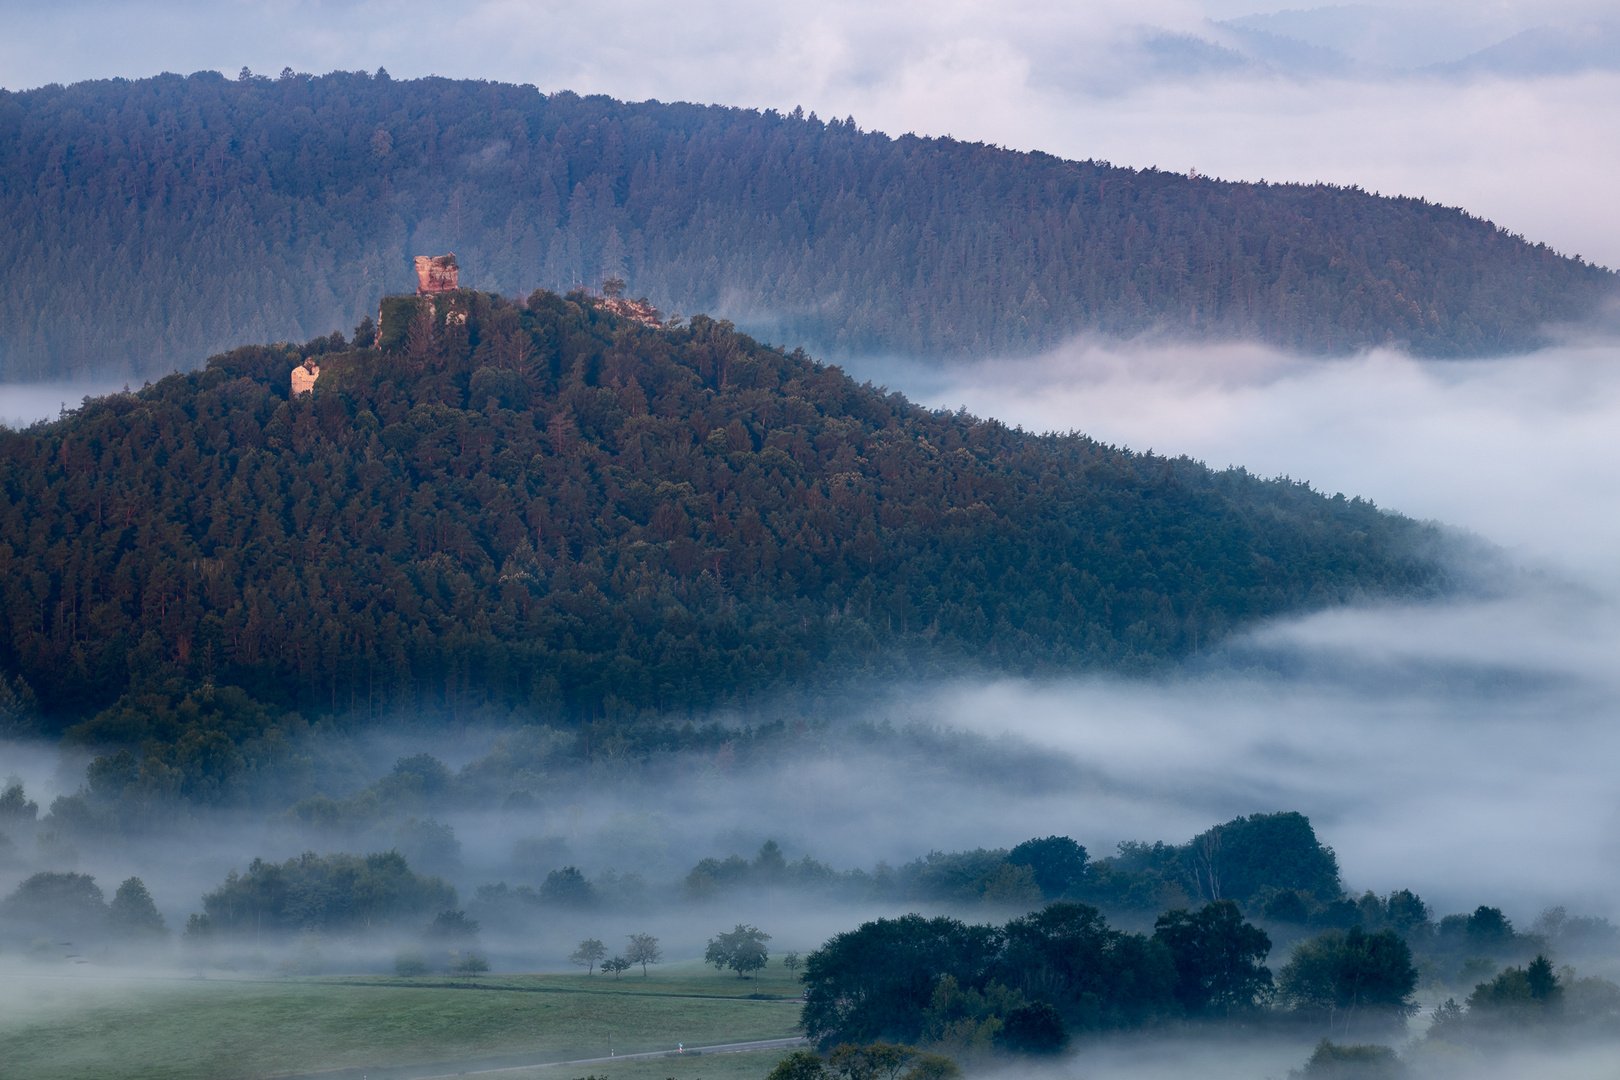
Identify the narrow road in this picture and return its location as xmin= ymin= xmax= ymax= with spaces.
xmin=415 ymin=1036 xmax=809 ymax=1078
xmin=267 ymin=1036 xmax=809 ymax=1080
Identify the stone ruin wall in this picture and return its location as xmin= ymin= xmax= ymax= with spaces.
xmin=415 ymin=254 xmax=459 ymax=295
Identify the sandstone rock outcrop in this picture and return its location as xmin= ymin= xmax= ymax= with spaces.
xmin=415 ymin=254 xmax=459 ymax=295
xmin=598 ymin=296 xmax=663 ymax=328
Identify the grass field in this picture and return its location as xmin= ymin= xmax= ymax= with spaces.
xmin=0 ymin=958 xmax=805 ymax=1080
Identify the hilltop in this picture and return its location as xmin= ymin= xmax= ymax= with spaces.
xmin=0 ymin=70 xmax=1612 ymax=380
xmin=0 ymin=287 xmax=1443 ymax=737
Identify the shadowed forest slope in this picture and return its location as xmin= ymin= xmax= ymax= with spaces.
xmin=0 ymin=288 xmax=1443 ymax=731
xmin=0 ymin=70 xmax=1613 ymax=379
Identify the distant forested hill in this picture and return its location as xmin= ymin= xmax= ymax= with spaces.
xmin=0 ymin=70 xmax=1611 ymax=380
xmin=0 ymin=288 xmax=1441 ymax=732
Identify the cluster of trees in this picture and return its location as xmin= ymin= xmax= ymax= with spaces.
xmin=0 ymin=870 xmax=167 ymax=944
xmin=0 ymin=288 xmax=1444 ymax=754
xmin=566 ymin=932 xmax=663 ymax=978
xmin=800 ymin=900 xmax=1316 ymax=1048
xmin=1425 ymin=955 xmax=1620 ymax=1045
xmin=2 ymin=71 xmax=1611 ymax=380
xmin=198 ymin=849 xmax=456 ymax=937
xmin=465 ymin=866 xmax=653 ymax=928
xmin=682 ymin=813 xmax=1339 ymax=912
xmin=768 ymin=1043 xmax=960 ymax=1080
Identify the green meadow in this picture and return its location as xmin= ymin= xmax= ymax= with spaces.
xmin=0 ymin=958 xmax=804 ymax=1080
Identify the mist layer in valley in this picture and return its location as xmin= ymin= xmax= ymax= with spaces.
xmin=7 ymin=336 xmax=1620 ymax=1080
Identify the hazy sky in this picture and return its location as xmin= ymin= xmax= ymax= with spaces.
xmin=0 ymin=0 xmax=1616 ymax=266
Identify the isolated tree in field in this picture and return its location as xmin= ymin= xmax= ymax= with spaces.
xmin=734 ymin=931 xmax=772 ymax=988
xmin=784 ymin=951 xmax=803 ymax=978
xmin=395 ymin=948 xmax=429 ymax=976
xmin=570 ymin=937 xmax=608 ymax=974
xmin=108 ymin=877 xmax=167 ymax=937
xmin=453 ymin=951 xmax=491 ymax=984
xmin=706 ymin=924 xmax=771 ymax=981
xmin=602 ymin=955 xmax=631 ymax=979
xmin=626 ymin=932 xmax=663 ymax=976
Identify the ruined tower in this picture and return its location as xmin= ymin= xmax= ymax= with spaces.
xmin=415 ymin=253 xmax=459 ymax=295
xmin=291 ymin=358 xmax=320 ymax=395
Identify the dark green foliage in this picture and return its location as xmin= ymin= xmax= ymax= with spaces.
xmin=1467 ymin=954 xmax=1563 ymax=1015
xmin=804 ymin=905 xmax=1181 ymax=1048
xmin=201 ymin=849 xmax=456 ymax=936
xmin=997 ymin=902 xmax=1177 ymax=1030
xmin=1264 ymin=890 xmax=1313 ymax=924
xmin=540 ymin=866 xmax=595 ymax=907
xmin=0 ymin=777 xmax=38 ymax=823
xmin=1462 ymin=905 xmax=1514 ymax=949
xmin=1429 ymin=956 xmax=1620 ymax=1043
xmin=1152 ymin=900 xmax=1274 ymax=1016
xmin=1 ymin=73 xmax=1611 ymax=379
xmin=0 ymin=675 xmax=39 ymax=737
xmin=0 ymin=294 xmax=1443 ymax=738
xmin=767 ymin=1049 xmax=832 ymax=1080
xmin=1277 ymin=926 xmax=1419 ymax=1029
xmin=705 ymin=923 xmax=772 ymax=978
xmin=1294 ymin=1040 xmax=1405 ymax=1080
xmin=1382 ymin=890 xmax=1432 ymax=937
xmin=1183 ymin=812 xmax=1342 ymax=904
xmin=897 ymin=850 xmax=1017 ymax=906
xmin=995 ymin=1002 xmax=1068 ymax=1053
xmin=107 ymin=876 xmax=167 ymax=937
xmin=425 ymin=908 xmax=480 ymax=942
xmin=0 ymin=870 xmax=107 ymax=937
xmin=1006 ymin=836 xmax=1088 ymax=899
xmin=802 ymin=914 xmax=1006 ymax=1045
xmin=822 ymin=1043 xmax=959 ymax=1080
xmin=1081 ymin=812 xmax=1341 ymax=914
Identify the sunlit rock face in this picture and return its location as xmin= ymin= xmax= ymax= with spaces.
xmin=415 ymin=254 xmax=459 ymax=295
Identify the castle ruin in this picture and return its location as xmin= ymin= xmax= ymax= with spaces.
xmin=415 ymin=253 xmax=459 ymax=294
xmin=291 ymin=358 xmax=320 ymax=396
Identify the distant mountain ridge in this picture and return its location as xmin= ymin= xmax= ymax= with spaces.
xmin=0 ymin=71 xmax=1612 ymax=380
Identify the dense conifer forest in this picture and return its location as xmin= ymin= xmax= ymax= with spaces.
xmin=1 ymin=69 xmax=1613 ymax=380
xmin=0 ymin=287 xmax=1442 ymax=740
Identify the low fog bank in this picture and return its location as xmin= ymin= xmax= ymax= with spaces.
xmin=0 ymin=378 xmax=139 ymax=428
xmin=5 ymin=577 xmax=1620 ymax=971
xmin=852 ymin=337 xmax=1620 ymax=582
xmin=837 ymin=335 xmax=1620 ymax=918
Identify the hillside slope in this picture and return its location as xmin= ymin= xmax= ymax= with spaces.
xmin=0 ymin=288 xmax=1443 ymax=730
xmin=0 ymin=71 xmax=1611 ymax=380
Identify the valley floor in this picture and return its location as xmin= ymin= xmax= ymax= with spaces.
xmin=0 ymin=960 xmax=805 ymax=1080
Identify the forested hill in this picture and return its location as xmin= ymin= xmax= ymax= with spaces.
xmin=2 ymin=70 xmax=1612 ymax=381
xmin=1 ymin=287 xmax=1441 ymax=734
